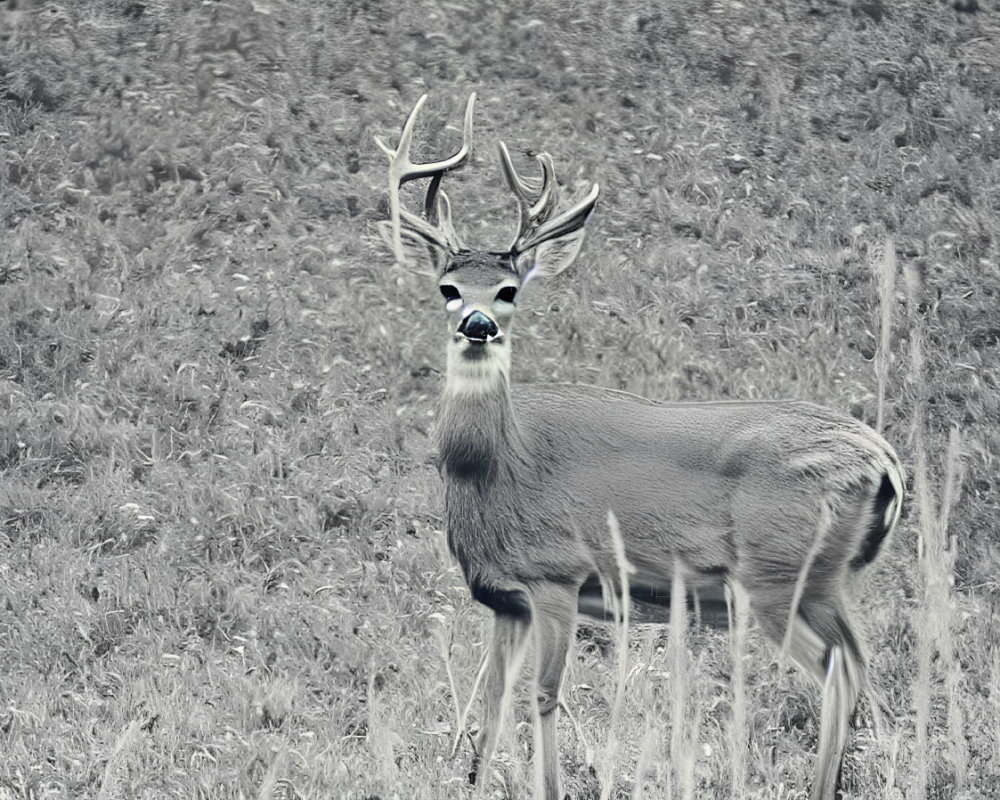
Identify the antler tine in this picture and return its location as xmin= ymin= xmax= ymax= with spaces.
xmin=499 ymin=141 xmax=599 ymax=258
xmin=519 ymin=182 xmax=600 ymax=254
xmin=424 ymin=93 xmax=474 ymax=219
xmin=374 ymin=93 xmax=474 ymax=185
xmin=498 ymin=142 xmax=558 ymax=253
xmin=375 ymin=93 xmax=475 ymax=262
xmin=431 ymin=190 xmax=462 ymax=249
xmin=498 ymin=141 xmax=548 ymax=203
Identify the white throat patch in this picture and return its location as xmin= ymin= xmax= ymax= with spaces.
xmin=445 ymin=339 xmax=511 ymax=396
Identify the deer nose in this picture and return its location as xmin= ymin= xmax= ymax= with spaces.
xmin=458 ymin=310 xmax=499 ymax=342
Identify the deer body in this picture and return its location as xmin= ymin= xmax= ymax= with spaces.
xmin=443 ymin=382 xmax=897 ymax=615
xmin=377 ymin=94 xmax=903 ymax=800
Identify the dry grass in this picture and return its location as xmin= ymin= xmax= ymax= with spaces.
xmin=2 ymin=0 xmax=999 ymax=798
xmin=908 ymin=252 xmax=970 ymax=799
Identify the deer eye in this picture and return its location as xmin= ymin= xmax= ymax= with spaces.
xmin=439 ymin=284 xmax=461 ymax=302
xmin=494 ymin=286 xmax=518 ymax=304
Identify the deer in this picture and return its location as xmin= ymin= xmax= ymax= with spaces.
xmin=375 ymin=93 xmax=904 ymax=800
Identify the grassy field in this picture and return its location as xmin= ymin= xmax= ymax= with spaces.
xmin=2 ymin=0 xmax=999 ymax=798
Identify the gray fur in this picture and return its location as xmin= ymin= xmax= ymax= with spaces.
xmin=442 ymin=383 xmax=902 ymax=606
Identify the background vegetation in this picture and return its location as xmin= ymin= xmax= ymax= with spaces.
xmin=1 ymin=0 xmax=998 ymax=797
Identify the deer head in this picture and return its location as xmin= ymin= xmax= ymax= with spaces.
xmin=376 ymin=93 xmax=600 ymax=378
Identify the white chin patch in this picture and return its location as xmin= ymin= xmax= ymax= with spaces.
xmin=445 ymin=298 xmax=463 ymax=313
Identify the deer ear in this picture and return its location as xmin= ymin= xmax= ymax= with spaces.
xmin=518 ymin=226 xmax=587 ymax=286
xmin=378 ymin=221 xmax=448 ymax=270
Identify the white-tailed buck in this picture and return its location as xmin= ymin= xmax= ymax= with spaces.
xmin=377 ymin=94 xmax=903 ymax=800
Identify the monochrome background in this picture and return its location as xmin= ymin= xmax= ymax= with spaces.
xmin=1 ymin=1 xmax=998 ymax=797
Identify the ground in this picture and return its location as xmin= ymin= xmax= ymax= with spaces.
xmin=1 ymin=1 xmax=998 ymax=798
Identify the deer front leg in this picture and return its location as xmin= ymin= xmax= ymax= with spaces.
xmin=473 ymin=611 xmax=530 ymax=792
xmin=531 ymin=585 xmax=578 ymax=800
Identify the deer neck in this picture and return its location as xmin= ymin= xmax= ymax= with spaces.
xmin=438 ymin=339 xmax=526 ymax=483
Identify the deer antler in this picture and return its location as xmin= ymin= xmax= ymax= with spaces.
xmin=498 ymin=141 xmax=600 ymax=260
xmin=375 ymin=93 xmax=475 ymax=262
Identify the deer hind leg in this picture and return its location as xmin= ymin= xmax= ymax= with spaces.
xmin=805 ymin=603 xmax=865 ymax=800
xmin=473 ymin=612 xmax=530 ymax=792
xmin=530 ymin=585 xmax=578 ymax=800
xmin=756 ymin=595 xmax=866 ymax=800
